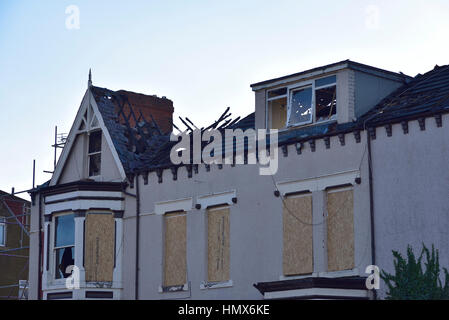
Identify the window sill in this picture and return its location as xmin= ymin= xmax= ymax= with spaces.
xmin=272 ymin=119 xmax=337 ymax=132
xmin=279 ymin=268 xmax=360 ymax=281
xmin=317 ymin=268 xmax=360 ymax=278
xmin=158 ymin=283 xmax=189 ymax=293
xmin=279 ymin=272 xmax=317 ymax=281
xmin=200 ymin=280 xmax=233 ymax=290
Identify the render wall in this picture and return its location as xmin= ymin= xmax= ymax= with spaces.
xmin=122 ymin=130 xmax=373 ymax=299
xmin=371 ymin=113 xmax=449 ymax=298
xmin=58 ymin=131 xmax=122 ymax=184
xmin=27 ymin=195 xmax=40 ymax=300
xmin=354 ymin=71 xmax=403 ymax=118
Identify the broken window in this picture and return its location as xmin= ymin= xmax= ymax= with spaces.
xmin=266 ymin=75 xmax=337 ymax=129
xmin=88 ymin=130 xmax=102 ymax=177
xmin=54 ymin=214 xmax=75 ymax=279
xmin=287 ymin=87 xmax=313 ymax=126
xmin=267 ymin=87 xmax=287 ymax=129
xmin=207 ymin=206 xmax=230 ymax=283
xmin=0 ymin=217 xmax=5 ymax=246
xmin=163 ymin=211 xmax=187 ymax=287
xmin=315 ymin=75 xmax=337 ymax=122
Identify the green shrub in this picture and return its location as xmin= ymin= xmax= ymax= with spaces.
xmin=380 ymin=244 xmax=449 ymax=299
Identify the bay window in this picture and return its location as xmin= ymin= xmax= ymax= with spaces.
xmin=54 ymin=213 xmax=75 ymax=279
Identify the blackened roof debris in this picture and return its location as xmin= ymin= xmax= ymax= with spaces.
xmin=92 ymin=64 xmax=449 ymax=175
xmin=92 ymin=86 xmax=252 ymax=175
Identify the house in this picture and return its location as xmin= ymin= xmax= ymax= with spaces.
xmin=0 ymin=191 xmax=30 ymax=299
xmin=28 ymin=60 xmax=449 ymax=300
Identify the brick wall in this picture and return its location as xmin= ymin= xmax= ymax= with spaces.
xmin=117 ymin=90 xmax=174 ymax=134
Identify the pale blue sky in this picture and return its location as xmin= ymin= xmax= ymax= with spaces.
xmin=1 ymin=0 xmax=448 ymax=198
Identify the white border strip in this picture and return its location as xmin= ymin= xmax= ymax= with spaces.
xmin=265 ymin=287 xmax=368 ymax=300
xmin=276 ymin=170 xmax=359 ymax=196
xmin=45 ymin=191 xmax=123 ymax=203
xmin=154 ymin=197 xmax=193 ymax=215
xmin=197 ymin=190 xmax=236 ymax=209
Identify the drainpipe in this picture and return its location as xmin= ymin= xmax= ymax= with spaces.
xmin=37 ymin=194 xmax=42 ymax=300
xmin=135 ymin=175 xmax=140 ymax=300
xmin=366 ymin=128 xmax=377 ymax=300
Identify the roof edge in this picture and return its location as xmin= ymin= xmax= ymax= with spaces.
xmin=250 ymin=59 xmax=411 ymax=91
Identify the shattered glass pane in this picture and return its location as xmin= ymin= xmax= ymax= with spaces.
xmin=315 ymin=85 xmax=337 ymax=122
xmin=89 ymin=153 xmax=101 ymax=176
xmin=288 ymin=87 xmax=312 ymax=126
xmin=88 ymin=130 xmax=102 ymax=153
xmin=55 ymin=247 xmax=74 ymax=279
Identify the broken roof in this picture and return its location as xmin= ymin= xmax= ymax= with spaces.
xmin=90 ymin=63 xmax=449 ymax=176
xmin=92 ymin=86 xmax=253 ymax=175
xmin=360 ymin=64 xmax=449 ymax=126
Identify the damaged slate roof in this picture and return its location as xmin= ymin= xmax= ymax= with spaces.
xmin=92 ymin=86 xmax=173 ymax=173
xmin=92 ymin=64 xmax=449 ymax=175
xmin=360 ymin=64 xmax=449 ymax=126
xmin=92 ymin=86 xmax=255 ymax=174
xmin=277 ymin=63 xmax=449 ymax=146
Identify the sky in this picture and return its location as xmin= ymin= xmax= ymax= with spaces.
xmin=1 ymin=0 xmax=449 ymax=199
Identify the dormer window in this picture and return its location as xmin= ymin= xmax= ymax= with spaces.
xmin=88 ymin=130 xmax=102 ymax=177
xmin=267 ymin=75 xmax=337 ymax=129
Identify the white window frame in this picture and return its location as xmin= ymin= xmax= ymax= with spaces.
xmin=265 ymin=74 xmax=337 ymax=130
xmin=0 ymin=217 xmax=6 ymax=247
xmin=53 ymin=213 xmax=75 ymax=280
xmin=87 ymin=130 xmax=102 ymax=178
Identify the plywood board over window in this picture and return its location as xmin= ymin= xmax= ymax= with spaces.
xmin=207 ymin=207 xmax=230 ymax=283
xmin=283 ymin=194 xmax=313 ymax=276
xmin=84 ymin=212 xmax=115 ymax=282
xmin=164 ymin=212 xmax=187 ymax=287
xmin=327 ymin=188 xmax=354 ymax=272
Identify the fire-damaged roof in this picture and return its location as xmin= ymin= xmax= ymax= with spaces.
xmin=277 ymin=63 xmax=449 ymax=147
xmin=91 ymin=86 xmax=254 ymax=175
xmin=91 ymin=64 xmax=449 ymax=176
xmin=359 ymin=64 xmax=449 ymax=126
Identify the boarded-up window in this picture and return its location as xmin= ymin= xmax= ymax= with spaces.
xmin=283 ymin=194 xmax=313 ymax=276
xmin=207 ymin=206 xmax=230 ymax=283
xmin=163 ymin=212 xmax=187 ymax=287
xmin=327 ymin=188 xmax=354 ymax=272
xmin=84 ymin=212 xmax=115 ymax=282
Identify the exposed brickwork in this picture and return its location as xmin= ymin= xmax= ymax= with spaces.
xmin=117 ymin=90 xmax=174 ymax=134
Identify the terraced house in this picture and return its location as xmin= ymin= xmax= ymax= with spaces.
xmin=28 ymin=60 xmax=449 ymax=300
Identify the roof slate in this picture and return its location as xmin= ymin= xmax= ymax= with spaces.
xmin=91 ymin=64 xmax=449 ymax=175
xmin=360 ymin=64 xmax=449 ymax=126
